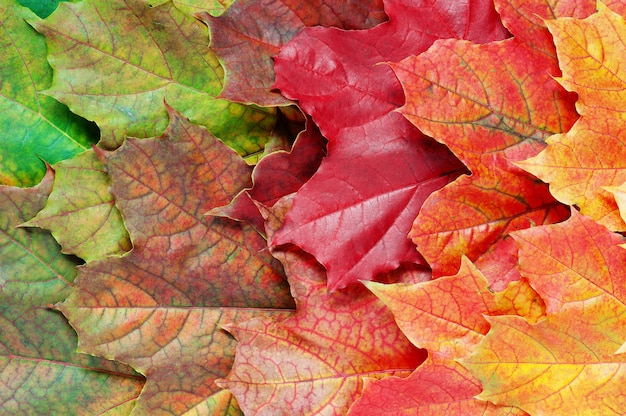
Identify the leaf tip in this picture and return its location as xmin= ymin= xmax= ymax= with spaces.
xmin=162 ymin=100 xmax=181 ymax=121
xmin=92 ymin=145 xmax=112 ymax=163
xmin=360 ymin=279 xmax=382 ymax=294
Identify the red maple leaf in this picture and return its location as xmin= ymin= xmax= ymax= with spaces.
xmin=272 ymin=0 xmax=509 ymax=290
xmin=210 ymin=116 xmax=327 ymax=233
xmin=202 ymin=0 xmax=387 ymax=105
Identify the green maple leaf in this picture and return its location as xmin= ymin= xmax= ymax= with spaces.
xmin=32 ymin=0 xmax=275 ymax=157
xmin=23 ymin=149 xmax=131 ymax=263
xmin=0 ymin=0 xmax=97 ymax=187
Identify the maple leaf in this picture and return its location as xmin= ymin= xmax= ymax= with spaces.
xmin=393 ymin=0 xmax=593 ymax=285
xmin=604 ymin=0 xmax=626 ymax=15
xmin=366 ymin=256 xmax=544 ymax=360
xmin=178 ymin=389 xmax=243 ymax=415
xmin=56 ymin=107 xmax=295 ymax=414
xmin=1 ymin=0 xmax=97 ymax=187
xmin=32 ymin=0 xmax=275 ymax=155
xmin=462 ymin=210 xmax=626 ymax=414
xmin=211 ymin=116 xmax=327 ymax=233
xmin=13 ymin=0 xmax=626 ymax=413
xmin=0 ymin=168 xmax=144 ymax=414
xmin=347 ymin=356 xmax=528 ymax=415
xmin=512 ymin=208 xmax=626 ymax=325
xmin=218 ymin=196 xmax=425 ymax=415
xmin=271 ymin=0 xmax=508 ymax=290
xmin=518 ymin=3 xmax=626 ymax=231
xmin=464 ymin=311 xmax=626 ymax=415
xmin=201 ymin=0 xmax=387 ymax=106
xmin=349 ymin=256 xmax=541 ymax=414
xmin=23 ymin=149 xmax=131 ymax=262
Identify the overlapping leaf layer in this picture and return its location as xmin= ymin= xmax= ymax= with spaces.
xmin=4 ymin=0 xmax=626 ymax=414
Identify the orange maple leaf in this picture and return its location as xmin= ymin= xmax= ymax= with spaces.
xmin=352 ymin=256 xmax=540 ymax=414
xmin=391 ymin=0 xmax=592 ymax=286
xmin=519 ymin=3 xmax=626 ymax=231
xmin=462 ymin=210 xmax=626 ymax=414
